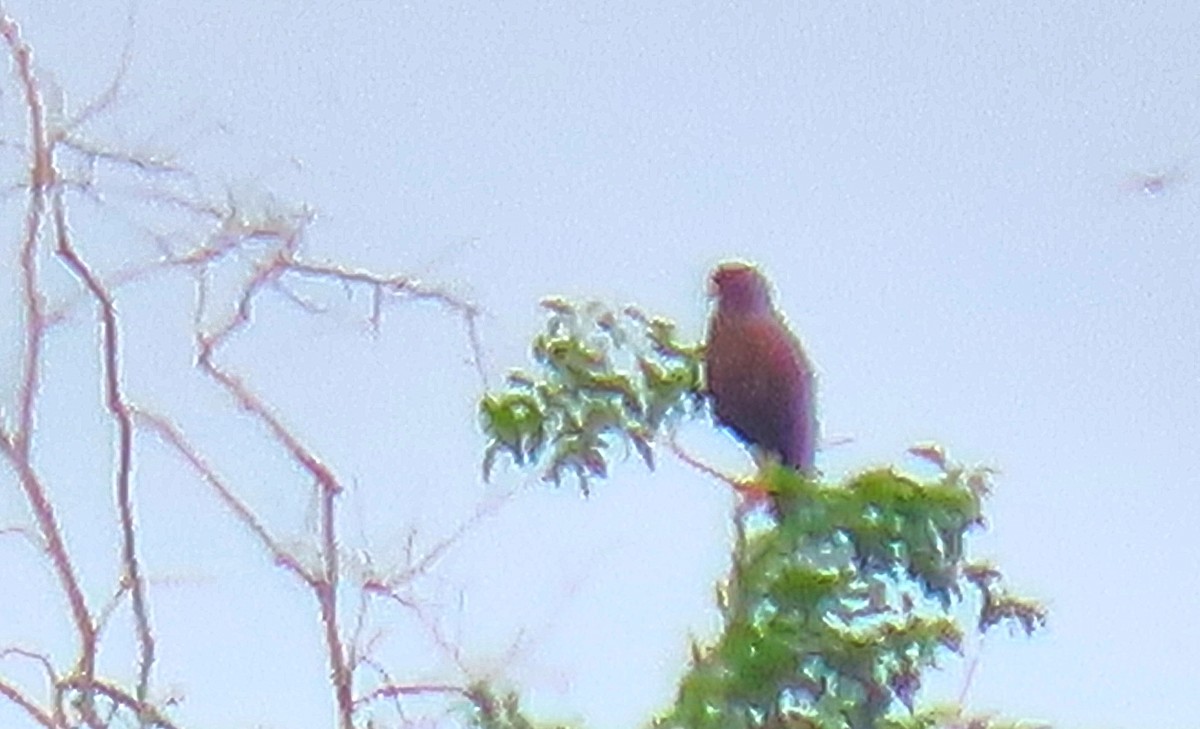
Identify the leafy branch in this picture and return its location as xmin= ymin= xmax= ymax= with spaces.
xmin=480 ymin=299 xmax=1047 ymax=729
xmin=480 ymin=299 xmax=704 ymax=492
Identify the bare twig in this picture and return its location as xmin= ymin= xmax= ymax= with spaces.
xmin=133 ymin=408 xmax=314 ymax=581
xmin=62 ymin=3 xmax=136 ymax=134
xmin=2 ymin=10 xmax=50 ymax=459
xmin=59 ymin=677 xmax=184 ymax=729
xmin=354 ymin=682 xmax=467 ymax=709
xmin=0 ymin=647 xmax=60 ymax=723
xmin=162 ymin=200 xmax=491 ymax=727
xmin=666 ymin=434 xmax=737 ymax=488
xmin=315 ymin=468 xmax=355 ymax=729
xmin=53 ymin=178 xmax=156 ymax=709
xmin=0 ymin=677 xmax=55 ymax=729
xmin=2 ymin=9 xmax=497 ymax=727
xmin=956 ymin=633 xmax=985 ymax=706
xmin=285 ymin=260 xmax=488 ymax=390
xmin=384 ymin=491 xmax=510 ymax=590
xmin=0 ymin=14 xmax=101 ymax=726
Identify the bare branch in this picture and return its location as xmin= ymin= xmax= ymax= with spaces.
xmin=158 ymin=202 xmax=494 ymax=727
xmin=666 ymin=435 xmax=729 ymax=486
xmin=0 ymin=677 xmax=55 ymax=729
xmin=0 ymin=646 xmax=58 ymax=694
xmin=284 ymin=260 xmax=489 ymax=390
xmin=132 ymin=408 xmax=315 ymax=582
xmin=60 ymin=135 xmax=185 ymax=177
xmin=385 ymin=490 xmax=510 ymax=591
xmin=0 ymin=15 xmax=101 ymax=726
xmin=63 ymin=3 xmax=136 ymax=134
xmin=1 ymin=10 xmax=51 ymax=458
xmin=60 ymin=676 xmax=183 ymax=729
xmin=52 ymin=179 xmax=156 ymax=708
xmin=354 ymin=682 xmax=467 ymax=710
xmin=315 ymin=467 xmax=354 ymax=729
xmin=2 ymin=11 xmax=497 ymax=728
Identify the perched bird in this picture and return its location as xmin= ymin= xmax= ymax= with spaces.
xmin=705 ymin=262 xmax=817 ymax=479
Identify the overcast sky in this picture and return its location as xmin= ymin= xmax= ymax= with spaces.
xmin=1 ymin=2 xmax=1198 ymax=728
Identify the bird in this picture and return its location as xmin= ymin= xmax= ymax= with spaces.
xmin=705 ymin=262 xmax=817 ymax=485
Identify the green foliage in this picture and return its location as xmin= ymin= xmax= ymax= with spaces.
xmin=480 ymin=299 xmax=704 ymax=492
xmin=463 ymin=682 xmax=574 ymax=729
xmin=479 ymin=301 xmax=1047 ymax=729
xmin=658 ymin=464 xmax=1045 ymax=729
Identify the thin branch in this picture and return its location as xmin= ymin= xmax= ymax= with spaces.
xmin=0 ymin=15 xmax=100 ymax=726
xmin=43 ymin=260 xmax=170 ymax=327
xmin=170 ymin=209 xmax=492 ymax=727
xmin=3 ymin=9 xmax=496 ymax=729
xmin=352 ymin=657 xmax=411 ymax=719
xmin=52 ymin=179 xmax=156 ymax=709
xmin=62 ymin=2 xmax=135 ymax=133
xmin=60 ymin=676 xmax=183 ymax=729
xmin=0 ymin=646 xmax=63 ymax=725
xmin=0 ymin=524 xmax=39 ymax=548
xmin=162 ymin=238 xmax=357 ymax=726
xmin=354 ymin=682 xmax=467 ymax=710
xmin=364 ymin=583 xmax=469 ymax=679
xmin=59 ymin=135 xmax=185 ymax=177
xmin=315 ymin=463 xmax=354 ymax=729
xmin=956 ymin=633 xmax=985 ymax=706
xmin=285 ymin=261 xmax=489 ymax=390
xmin=346 ymin=587 xmax=375 ymax=675
xmin=132 ymin=408 xmax=314 ymax=582
xmin=0 ymin=677 xmax=55 ymax=729
xmin=665 ymin=431 xmax=746 ymax=494
xmin=385 ymin=491 xmax=510 ymax=591
xmin=0 ymin=647 xmax=59 ymax=689
xmin=2 ymin=10 xmax=50 ymax=459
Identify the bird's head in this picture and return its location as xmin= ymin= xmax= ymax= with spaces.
xmin=710 ymin=262 xmax=773 ymax=314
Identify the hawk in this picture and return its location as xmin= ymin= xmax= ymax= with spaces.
xmin=706 ymin=262 xmax=817 ymax=479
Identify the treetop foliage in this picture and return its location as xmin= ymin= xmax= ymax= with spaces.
xmin=478 ymin=298 xmax=1047 ymax=729
xmin=480 ymin=299 xmax=704 ymax=491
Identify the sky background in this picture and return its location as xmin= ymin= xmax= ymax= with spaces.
xmin=0 ymin=1 xmax=1198 ymax=728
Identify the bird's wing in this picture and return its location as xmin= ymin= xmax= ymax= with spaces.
xmin=707 ymin=313 xmax=815 ymax=470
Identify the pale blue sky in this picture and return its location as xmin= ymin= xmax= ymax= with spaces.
xmin=1 ymin=2 xmax=1198 ymax=728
